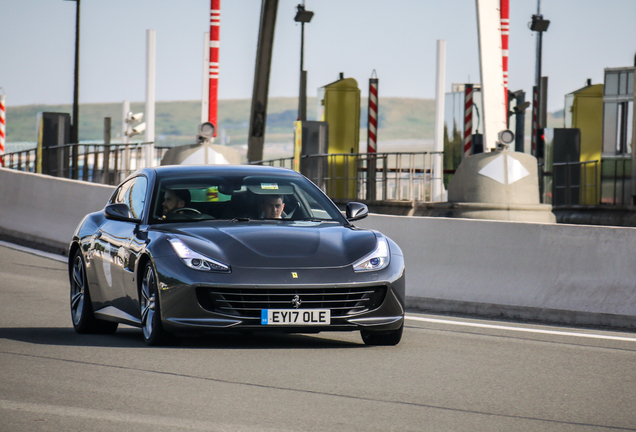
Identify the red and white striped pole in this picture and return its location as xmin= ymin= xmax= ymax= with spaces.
xmin=367 ymin=71 xmax=378 ymax=153
xmin=208 ymin=0 xmax=220 ymax=137
xmin=463 ymin=84 xmax=473 ymax=158
xmin=500 ymin=0 xmax=509 ymax=115
xmin=0 ymin=91 xmax=5 ymax=167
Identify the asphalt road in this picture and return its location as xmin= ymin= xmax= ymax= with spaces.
xmin=1 ymin=242 xmax=635 ymax=432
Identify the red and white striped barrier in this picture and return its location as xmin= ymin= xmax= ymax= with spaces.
xmin=208 ymin=0 xmax=220 ymax=137
xmin=463 ymin=84 xmax=473 ymax=157
xmin=0 ymin=92 xmax=5 ymax=167
xmin=367 ymin=74 xmax=378 ymax=153
xmin=500 ymin=0 xmax=509 ymax=113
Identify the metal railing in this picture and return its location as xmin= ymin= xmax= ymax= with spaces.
xmin=547 ymin=160 xmax=599 ymax=206
xmin=600 ymin=157 xmax=631 ymax=206
xmin=1 ymin=142 xmax=168 ymax=185
xmin=542 ymin=158 xmax=634 ymax=207
xmin=1 ymin=147 xmax=37 ymax=173
xmin=4 ymin=143 xmax=632 ymax=208
xmin=253 ymin=151 xmax=442 ymax=202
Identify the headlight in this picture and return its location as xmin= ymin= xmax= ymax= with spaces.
xmin=169 ymin=238 xmax=230 ymax=272
xmin=353 ymin=237 xmax=390 ymax=272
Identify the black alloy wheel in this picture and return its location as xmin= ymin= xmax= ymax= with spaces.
xmin=140 ymin=262 xmax=170 ymax=346
xmin=70 ymin=250 xmax=118 ymax=334
xmin=360 ymin=323 xmax=403 ymax=346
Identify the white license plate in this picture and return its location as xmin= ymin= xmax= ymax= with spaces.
xmin=261 ymin=309 xmax=331 ymax=325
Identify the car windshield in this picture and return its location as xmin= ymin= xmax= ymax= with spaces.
xmin=150 ymin=173 xmax=344 ymax=224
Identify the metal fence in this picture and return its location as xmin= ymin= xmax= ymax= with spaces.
xmin=1 ymin=142 xmax=168 ymax=185
xmin=253 ymin=151 xmax=442 ymax=202
xmin=548 ymin=160 xmax=599 ymax=206
xmin=4 ymin=143 xmax=632 ymax=208
xmin=600 ymin=157 xmax=631 ymax=206
xmin=542 ymin=158 xmax=632 ymax=207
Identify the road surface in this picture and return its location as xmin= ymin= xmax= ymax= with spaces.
xmin=1 ymin=242 xmax=635 ymax=431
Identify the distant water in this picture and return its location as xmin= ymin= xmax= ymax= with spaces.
xmin=5 ymin=142 xmax=36 ymax=153
xmin=3 ymin=140 xmax=154 ymax=154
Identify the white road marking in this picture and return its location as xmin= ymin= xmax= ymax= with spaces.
xmin=406 ymin=315 xmax=636 ymax=342
xmin=0 ymin=240 xmax=66 ymax=262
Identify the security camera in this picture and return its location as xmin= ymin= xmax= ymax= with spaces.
xmin=126 ymin=112 xmax=144 ymax=123
xmin=132 ymin=122 xmax=146 ymax=135
xmin=126 ymin=122 xmax=146 ymax=137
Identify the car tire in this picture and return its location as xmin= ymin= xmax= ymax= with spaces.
xmin=140 ymin=262 xmax=171 ymax=346
xmin=70 ymin=250 xmax=118 ymax=334
xmin=360 ymin=323 xmax=403 ymax=346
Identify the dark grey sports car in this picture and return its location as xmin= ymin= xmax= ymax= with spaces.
xmin=68 ymin=165 xmax=405 ymax=345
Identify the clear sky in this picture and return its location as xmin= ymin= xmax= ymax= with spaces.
xmin=1 ymin=0 xmax=635 ymax=112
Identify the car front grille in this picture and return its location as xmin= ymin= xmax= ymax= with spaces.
xmin=196 ymin=286 xmax=387 ymax=319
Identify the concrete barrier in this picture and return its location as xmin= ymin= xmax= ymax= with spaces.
xmin=0 ymin=168 xmax=115 ymax=254
xmin=2 ymin=167 xmax=635 ymax=328
xmin=357 ymin=215 xmax=636 ymax=327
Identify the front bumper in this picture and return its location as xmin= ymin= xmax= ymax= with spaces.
xmin=153 ymin=254 xmax=405 ymax=335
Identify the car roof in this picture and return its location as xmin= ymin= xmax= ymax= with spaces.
xmin=144 ymin=164 xmax=301 ymax=179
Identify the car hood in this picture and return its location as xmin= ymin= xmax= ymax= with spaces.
xmin=156 ymin=221 xmax=378 ymax=269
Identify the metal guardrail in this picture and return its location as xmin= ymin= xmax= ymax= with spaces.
xmin=253 ymin=151 xmax=442 ymax=202
xmin=1 ymin=142 xmax=168 ymax=185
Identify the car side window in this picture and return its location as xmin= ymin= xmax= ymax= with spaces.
xmin=112 ymin=180 xmax=132 ymax=205
xmin=112 ymin=177 xmax=148 ymax=219
xmin=128 ymin=177 xmax=148 ymax=218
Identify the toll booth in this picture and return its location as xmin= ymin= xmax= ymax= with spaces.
xmin=563 ymin=83 xmax=603 ymax=204
xmin=543 ymin=128 xmax=583 ymax=205
xmin=37 ymin=112 xmax=71 ymax=177
xmin=317 ymin=75 xmax=360 ymax=199
xmin=293 ymin=120 xmax=329 ymax=190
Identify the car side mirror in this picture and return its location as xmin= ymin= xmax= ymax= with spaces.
xmin=345 ymin=202 xmax=369 ymax=221
xmin=104 ymin=203 xmax=140 ymax=223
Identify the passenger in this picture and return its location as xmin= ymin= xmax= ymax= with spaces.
xmin=162 ymin=189 xmax=191 ymax=216
xmin=259 ymin=194 xmax=285 ymax=219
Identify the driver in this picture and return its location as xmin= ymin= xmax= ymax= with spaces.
xmin=162 ymin=189 xmax=191 ymax=216
xmin=259 ymin=194 xmax=285 ymax=219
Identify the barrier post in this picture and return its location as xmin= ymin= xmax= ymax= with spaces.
xmin=463 ymin=84 xmax=473 ymax=158
xmin=500 ymin=0 xmax=509 ymax=113
xmin=208 ymin=0 xmax=220 ymax=138
xmin=0 ymin=91 xmax=5 ymax=167
xmin=367 ymin=72 xmax=379 ymax=200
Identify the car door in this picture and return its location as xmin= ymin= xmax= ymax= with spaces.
xmin=118 ymin=175 xmax=150 ymax=318
xmin=98 ymin=176 xmax=148 ymax=318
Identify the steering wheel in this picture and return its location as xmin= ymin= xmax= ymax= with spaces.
xmin=175 ymin=207 xmax=201 ymax=215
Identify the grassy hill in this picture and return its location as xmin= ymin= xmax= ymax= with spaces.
xmin=5 ymin=97 xmax=435 ymax=145
xmin=5 ymin=96 xmax=561 ymax=158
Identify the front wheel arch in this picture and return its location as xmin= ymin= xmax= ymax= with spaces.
xmin=136 ymin=254 xmax=152 ymax=302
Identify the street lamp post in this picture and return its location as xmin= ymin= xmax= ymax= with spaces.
xmin=63 ymin=0 xmax=81 ymax=179
xmin=294 ymin=4 xmax=313 ymax=122
xmin=530 ymin=5 xmax=549 ymax=158
xmin=65 ymin=0 xmax=81 ymax=146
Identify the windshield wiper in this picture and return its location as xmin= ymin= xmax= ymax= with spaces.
xmin=230 ymin=217 xmax=251 ymax=223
